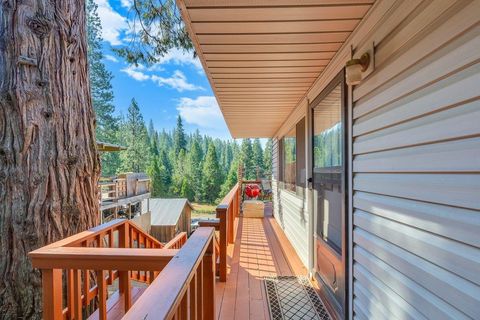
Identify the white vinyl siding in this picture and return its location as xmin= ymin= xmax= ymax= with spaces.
xmin=272 ymin=180 xmax=309 ymax=267
xmin=351 ymin=1 xmax=480 ymax=319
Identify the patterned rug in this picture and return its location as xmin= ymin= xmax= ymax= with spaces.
xmin=264 ymin=276 xmax=331 ymax=320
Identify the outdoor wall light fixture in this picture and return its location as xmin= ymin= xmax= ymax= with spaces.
xmin=345 ymin=52 xmax=370 ymax=86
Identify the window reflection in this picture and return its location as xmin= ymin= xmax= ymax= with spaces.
xmin=313 ymin=84 xmax=343 ymax=254
xmin=314 ymin=85 xmax=342 ymax=169
xmin=283 ymin=127 xmax=296 ymax=191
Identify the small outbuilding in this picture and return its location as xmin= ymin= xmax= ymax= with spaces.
xmin=142 ymin=198 xmax=193 ymax=243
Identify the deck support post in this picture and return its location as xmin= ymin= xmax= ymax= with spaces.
xmin=203 ymin=238 xmax=216 ymax=319
xmin=216 ymin=205 xmax=228 ymax=282
xmin=41 ymin=269 xmax=63 ymax=320
xmin=118 ymin=222 xmax=131 ymax=312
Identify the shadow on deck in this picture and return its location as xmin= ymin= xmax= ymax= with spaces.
xmin=216 ymin=204 xmax=307 ymax=319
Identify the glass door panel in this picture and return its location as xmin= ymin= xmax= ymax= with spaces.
xmin=312 ymin=74 xmax=347 ymax=318
xmin=313 ymin=84 xmax=343 ymax=253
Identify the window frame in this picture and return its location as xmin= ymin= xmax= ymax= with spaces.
xmin=279 ymin=117 xmax=306 ymax=194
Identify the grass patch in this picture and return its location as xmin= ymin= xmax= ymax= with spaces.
xmin=191 ymin=202 xmax=217 ymax=219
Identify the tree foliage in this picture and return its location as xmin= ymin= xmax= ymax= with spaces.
xmin=263 ymin=139 xmax=273 ymax=178
xmin=114 ymin=0 xmax=193 ymax=65
xmin=87 ymin=0 xmax=120 ymax=176
xmin=119 ymin=99 xmax=150 ymax=172
xmin=252 ymin=138 xmax=264 ymax=177
xmin=240 ymin=139 xmax=255 ymax=180
xmin=202 ymin=143 xmax=222 ymax=203
xmin=103 ymin=107 xmax=268 ymax=203
xmin=174 ymin=115 xmax=187 ymax=154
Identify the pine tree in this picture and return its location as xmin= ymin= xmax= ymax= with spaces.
xmin=148 ymin=119 xmax=156 ymax=140
xmin=240 ymin=138 xmax=255 ymax=180
xmin=114 ymin=0 xmax=193 ymax=65
xmin=171 ymin=149 xmax=193 ymax=199
xmin=119 ymin=99 xmax=150 ymax=172
xmin=252 ymin=138 xmax=264 ymax=178
xmin=87 ymin=0 xmax=120 ymax=176
xmin=221 ymin=156 xmax=239 ymax=196
xmin=159 ymin=149 xmax=172 ymax=181
xmin=149 ymin=131 xmax=160 ymax=157
xmin=202 ymin=143 xmax=222 ymax=203
xmin=188 ymin=139 xmax=204 ymax=202
xmin=263 ymin=139 xmax=273 ymax=178
xmin=158 ymin=129 xmax=172 ymax=150
xmin=174 ymin=115 xmax=187 ymax=155
xmin=147 ymin=156 xmax=169 ymax=197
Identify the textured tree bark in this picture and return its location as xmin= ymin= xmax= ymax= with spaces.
xmin=0 ymin=1 xmax=99 ymax=319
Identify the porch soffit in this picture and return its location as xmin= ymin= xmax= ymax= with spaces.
xmin=177 ymin=0 xmax=374 ymax=138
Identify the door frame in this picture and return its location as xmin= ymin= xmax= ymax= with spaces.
xmin=308 ymin=69 xmax=349 ymax=319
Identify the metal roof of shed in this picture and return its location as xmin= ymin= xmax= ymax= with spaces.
xmin=143 ymin=198 xmax=193 ymax=226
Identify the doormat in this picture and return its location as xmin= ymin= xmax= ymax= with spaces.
xmin=264 ymin=276 xmax=330 ymax=320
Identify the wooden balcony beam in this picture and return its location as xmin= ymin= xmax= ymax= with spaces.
xmin=30 ymin=247 xmax=178 ymax=270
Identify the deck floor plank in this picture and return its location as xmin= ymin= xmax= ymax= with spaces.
xmin=216 ymin=205 xmax=306 ymax=319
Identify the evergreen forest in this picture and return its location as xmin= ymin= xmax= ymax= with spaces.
xmin=87 ymin=0 xmax=271 ymax=204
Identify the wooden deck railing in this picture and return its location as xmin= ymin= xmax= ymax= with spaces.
xmin=163 ymin=232 xmax=188 ymax=249
xmin=98 ymin=174 xmax=150 ymax=203
xmin=123 ymin=227 xmax=216 ymax=320
xmin=199 ymin=182 xmax=241 ymax=282
xmin=29 ymin=219 xmax=185 ymax=320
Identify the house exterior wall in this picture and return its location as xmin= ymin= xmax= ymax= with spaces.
xmin=350 ymin=2 xmax=480 ymax=319
xmin=271 ymin=102 xmax=311 ymax=269
xmin=271 ymin=180 xmax=310 ymax=267
xmin=272 ymin=1 xmax=480 ymax=318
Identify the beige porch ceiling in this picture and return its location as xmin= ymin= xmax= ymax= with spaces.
xmin=177 ymin=0 xmax=374 ymax=138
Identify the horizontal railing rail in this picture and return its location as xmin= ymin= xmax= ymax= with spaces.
xmin=29 ymin=219 xmax=181 ymax=320
xmin=124 ymin=227 xmax=216 ymax=320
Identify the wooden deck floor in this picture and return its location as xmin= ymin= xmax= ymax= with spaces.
xmin=216 ymin=205 xmax=307 ymax=319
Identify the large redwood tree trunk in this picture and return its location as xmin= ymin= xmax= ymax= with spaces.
xmin=0 ymin=1 xmax=99 ymax=318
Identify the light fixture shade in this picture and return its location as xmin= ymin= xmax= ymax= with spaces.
xmin=346 ymin=63 xmax=363 ymax=86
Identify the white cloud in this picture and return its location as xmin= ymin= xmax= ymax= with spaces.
xmin=156 ymin=49 xmax=203 ymax=72
xmin=121 ymin=66 xmax=202 ymax=92
xmin=121 ymin=65 xmax=150 ymax=81
xmin=120 ymin=0 xmax=133 ymax=8
xmin=151 ymin=70 xmax=203 ymax=92
xmin=94 ymin=0 xmax=128 ymax=45
xmin=177 ymin=96 xmax=224 ymax=129
xmin=104 ymin=54 xmax=119 ymax=63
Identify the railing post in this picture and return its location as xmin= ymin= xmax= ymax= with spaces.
xmin=73 ymin=269 xmax=82 ymax=320
xmin=228 ymin=206 xmax=234 ymax=244
xmin=237 ymin=182 xmax=241 ymax=217
xmin=202 ymin=237 xmax=215 ymax=319
xmin=41 ymin=269 xmax=63 ymax=320
xmin=216 ymin=205 xmax=227 ymax=282
xmin=118 ymin=222 xmax=131 ymax=312
xmin=197 ymin=262 xmax=204 ymax=319
xmin=97 ymin=270 xmax=107 ymax=320
xmin=190 ymin=273 xmax=198 ymax=320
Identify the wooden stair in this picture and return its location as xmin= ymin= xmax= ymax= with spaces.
xmin=88 ymin=287 xmax=145 ymax=320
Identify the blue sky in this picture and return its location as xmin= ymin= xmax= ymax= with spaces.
xmin=94 ymin=0 xmax=232 ymax=139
